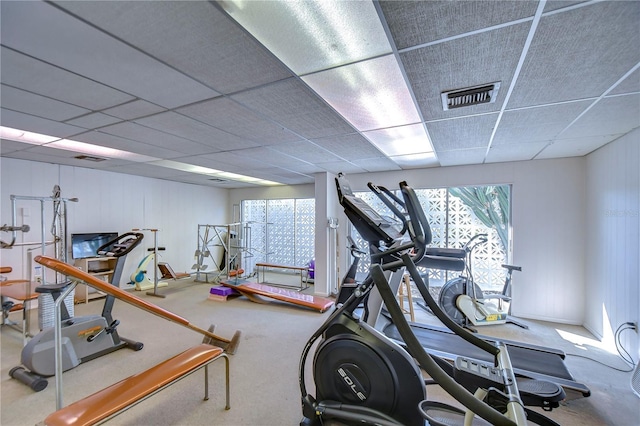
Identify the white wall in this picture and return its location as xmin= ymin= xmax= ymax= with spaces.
xmin=584 ymin=128 xmax=639 ymax=358
xmin=1 ymin=158 xmax=229 ymax=286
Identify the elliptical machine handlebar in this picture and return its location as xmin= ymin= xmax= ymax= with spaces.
xmin=397 ymin=181 xmax=528 ymax=425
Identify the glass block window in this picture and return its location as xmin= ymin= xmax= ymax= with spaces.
xmin=242 ymin=198 xmax=315 ymax=273
xmin=351 ymin=185 xmax=511 ymax=290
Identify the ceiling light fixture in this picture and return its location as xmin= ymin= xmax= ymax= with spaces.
xmin=1 ymin=126 xmax=283 ymax=186
xmin=220 ymin=0 xmax=435 ymax=167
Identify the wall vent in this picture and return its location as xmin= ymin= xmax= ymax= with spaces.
xmin=441 ymin=82 xmax=501 ymax=110
xmin=74 ymin=155 xmax=106 ymax=162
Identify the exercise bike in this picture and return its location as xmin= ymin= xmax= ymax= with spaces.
xmin=300 ymin=175 xmax=562 ymax=426
xmin=10 ymin=232 xmax=145 ymax=391
xmin=439 ymin=233 xmax=528 ymax=329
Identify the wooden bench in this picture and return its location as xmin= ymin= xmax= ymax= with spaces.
xmin=43 ymin=343 xmax=229 ymax=426
xmin=255 ymin=262 xmax=309 ymax=291
xmin=0 ymin=278 xmax=39 ymax=344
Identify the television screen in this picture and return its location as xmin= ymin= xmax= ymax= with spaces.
xmin=71 ymin=232 xmax=119 ymax=259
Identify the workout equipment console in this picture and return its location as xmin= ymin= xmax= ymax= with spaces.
xmin=32 ymin=255 xmax=239 ymax=424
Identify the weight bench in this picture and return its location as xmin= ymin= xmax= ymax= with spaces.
xmin=158 ymin=262 xmax=191 ymax=280
xmin=43 ymin=343 xmax=229 ymax=426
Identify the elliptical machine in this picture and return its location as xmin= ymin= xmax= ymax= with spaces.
xmin=10 ymin=232 xmax=145 ymax=391
xmin=300 ymin=174 xmax=563 ymax=426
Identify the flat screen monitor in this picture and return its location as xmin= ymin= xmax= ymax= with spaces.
xmin=71 ymin=232 xmax=118 ymax=259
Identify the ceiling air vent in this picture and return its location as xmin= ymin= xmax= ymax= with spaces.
xmin=74 ymin=155 xmax=106 ymax=162
xmin=441 ymin=82 xmax=501 ymax=110
xmin=208 ymin=178 xmax=228 ymax=183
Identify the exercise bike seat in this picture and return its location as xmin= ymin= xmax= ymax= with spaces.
xmin=35 ymin=281 xmax=72 ymax=295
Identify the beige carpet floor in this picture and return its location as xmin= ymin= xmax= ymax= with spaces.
xmin=1 ymin=273 xmax=637 ymax=425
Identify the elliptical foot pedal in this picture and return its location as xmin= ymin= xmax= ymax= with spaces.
xmin=419 ymin=401 xmax=491 ymax=426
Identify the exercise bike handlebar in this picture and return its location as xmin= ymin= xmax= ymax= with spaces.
xmin=367 ymin=182 xmax=409 ymax=235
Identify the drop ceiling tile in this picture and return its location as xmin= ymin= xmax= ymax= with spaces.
xmin=269 ymin=140 xmax=342 ymax=164
xmin=230 ymin=146 xmax=310 ymax=169
xmin=436 ymin=148 xmax=487 ymax=166
xmin=543 ymin=1 xmax=589 ymax=13
xmin=77 ymin=130 xmax=186 ymax=159
xmin=508 ymin=1 xmax=640 ymax=108
xmin=177 ymin=98 xmax=300 ymax=145
xmin=609 ymin=67 xmax=640 ymax=96
xmin=352 ymin=157 xmax=402 ymax=172
xmin=0 ymin=138 xmax=33 ymax=154
xmin=317 ymin=161 xmax=366 ymax=175
xmin=134 ymin=111 xmax=260 ymax=151
xmin=492 ymin=100 xmax=591 ymax=146
xmin=427 ymin=113 xmax=498 ymax=151
xmin=560 ymin=95 xmax=640 ymax=140
xmin=401 ymin=23 xmax=530 ymax=121
xmin=0 ymin=108 xmax=85 ymax=139
xmin=485 ymin=142 xmax=548 ymax=163
xmin=380 ymin=0 xmax=537 ymax=49
xmin=194 ymin=151 xmax=274 ymax=171
xmin=65 ymin=112 xmax=122 ymax=129
xmin=0 ymin=46 xmax=134 ymax=110
xmin=312 ymin=134 xmax=385 ymax=160
xmin=101 ymin=162 xmax=191 ymax=179
xmin=1 ymin=1 xmax=219 ymax=108
xmin=231 ymin=78 xmax=356 ymax=139
xmin=99 ymin=122 xmax=217 ymax=155
xmin=102 ymin=100 xmax=166 ymax=120
xmin=537 ymin=134 xmax=623 ymax=158
xmin=56 ymin=1 xmax=292 ymax=94
xmin=1 ymin=84 xmax=91 ymax=121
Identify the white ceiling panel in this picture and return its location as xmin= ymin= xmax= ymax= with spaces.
xmin=134 ymin=112 xmax=260 ymax=151
xmin=437 ymin=148 xmax=488 ymax=166
xmin=102 ymin=100 xmax=166 ymax=121
xmin=177 ymin=98 xmax=301 ymax=145
xmin=427 ymin=114 xmax=499 ymax=151
xmin=231 ymin=79 xmax=356 ymax=139
xmin=559 ymin=95 xmax=640 ymax=140
xmin=1 ymin=1 xmax=218 ymax=109
xmin=55 ymin=1 xmax=292 ymax=94
xmin=380 ymin=0 xmax=537 ymax=49
xmin=269 ymin=140 xmax=343 ymax=164
xmin=0 ymin=46 xmax=134 ymax=110
xmin=312 ymin=134 xmax=386 ymax=161
xmin=65 ymin=113 xmax=123 ymax=129
xmin=99 ymin=122 xmax=219 ymax=155
xmin=0 ymin=108 xmax=86 ymax=139
xmin=508 ymin=1 xmax=640 ymax=108
xmin=485 ymin=141 xmax=549 ymax=163
xmin=77 ymin=130 xmax=184 ymax=160
xmin=492 ymin=101 xmax=591 ymax=146
xmin=537 ymin=134 xmax=625 ymax=159
xmin=1 ymin=84 xmax=90 ymax=121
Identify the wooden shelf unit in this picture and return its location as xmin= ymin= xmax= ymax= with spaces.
xmin=73 ymin=257 xmax=117 ymax=304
